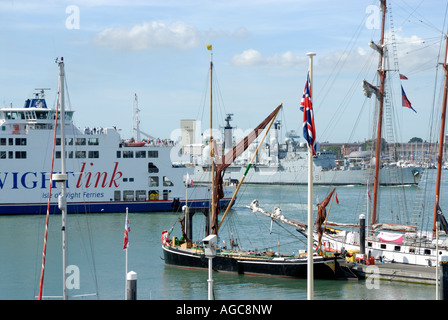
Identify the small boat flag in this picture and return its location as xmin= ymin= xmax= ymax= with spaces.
xmin=206 ymin=44 xmax=212 ymax=51
xmin=123 ymin=210 xmax=130 ymax=250
xmin=300 ymin=72 xmax=317 ymax=155
xmin=186 ymin=173 xmax=193 ymax=186
xmin=401 ymin=85 xmax=417 ymax=113
xmin=399 ymin=74 xmax=408 ymax=80
xmin=335 ymin=193 xmax=339 ymax=204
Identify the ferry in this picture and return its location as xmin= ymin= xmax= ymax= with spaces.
xmin=0 ymin=62 xmax=235 ymax=215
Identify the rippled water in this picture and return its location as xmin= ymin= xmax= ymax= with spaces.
xmin=1 ymin=170 xmax=445 ymax=300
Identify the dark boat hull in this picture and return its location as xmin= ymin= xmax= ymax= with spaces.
xmin=162 ymin=245 xmax=350 ymax=280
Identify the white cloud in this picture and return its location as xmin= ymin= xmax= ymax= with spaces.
xmin=357 ymin=47 xmax=367 ymax=56
xmin=231 ymin=49 xmax=264 ymax=66
xmin=393 ymin=33 xmax=437 ymax=73
xmin=232 ymin=49 xmax=306 ymax=67
xmin=92 ymin=21 xmax=201 ymax=50
xmin=92 ymin=21 xmax=249 ymax=51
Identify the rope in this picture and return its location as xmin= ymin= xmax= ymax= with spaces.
xmin=37 ymin=96 xmax=59 ymax=300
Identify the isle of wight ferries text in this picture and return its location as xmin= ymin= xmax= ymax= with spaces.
xmin=0 ymin=162 xmax=123 ymax=197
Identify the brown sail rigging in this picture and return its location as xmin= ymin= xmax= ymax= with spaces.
xmin=316 ymin=187 xmax=336 ymax=248
xmin=210 ymin=103 xmax=283 ymax=236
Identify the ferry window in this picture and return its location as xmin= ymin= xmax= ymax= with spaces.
xmin=88 ymin=138 xmax=99 ymax=146
xmin=8 ymin=151 xmax=13 ymax=159
xmin=162 ymin=189 xmax=170 ymax=200
xmin=148 ymin=150 xmax=158 ymax=158
xmin=11 ymin=112 xmax=22 ymax=119
xmin=0 ymin=138 xmax=6 ymax=145
xmin=394 ymin=246 xmax=401 ymax=252
xmin=56 ymin=138 xmax=61 ymax=146
xmin=75 ymin=138 xmax=86 ymax=145
xmin=123 ymin=151 xmax=134 ymax=158
xmin=380 ymin=244 xmax=387 ymax=249
xmin=65 ymin=111 xmax=73 ymax=120
xmin=0 ymin=151 xmax=6 ymax=159
xmin=116 ymin=151 xmax=121 ymax=158
xmin=36 ymin=111 xmax=47 ymax=119
xmin=136 ymin=151 xmax=146 ymax=158
xmin=129 ymin=178 xmax=134 ymax=182
xmin=424 ymin=249 xmax=431 ymax=255
xmin=148 ymin=162 xmax=159 ymax=173
xmin=149 ymin=190 xmax=159 ymax=200
xmin=15 ymin=138 xmax=26 ymax=145
xmin=123 ymin=190 xmax=134 ymax=201
xmin=123 ymin=178 xmax=128 ymax=182
xmin=15 ymin=151 xmax=26 ymax=159
xmin=75 ymin=151 xmax=86 ymax=158
xmin=149 ymin=176 xmax=159 ymax=187
xmin=66 ymin=138 xmax=74 ymax=145
xmin=163 ymin=176 xmax=174 ymax=187
xmin=114 ymin=191 xmax=121 ymax=201
xmin=409 ymin=248 xmax=415 ymax=253
xmin=367 ymin=242 xmax=372 ymax=247
xmin=88 ymin=151 xmax=99 ymax=158
xmin=68 ymin=151 xmax=73 ymax=159
xmin=8 ymin=138 xmax=13 ymax=145
xmin=136 ymin=190 xmax=146 ymax=200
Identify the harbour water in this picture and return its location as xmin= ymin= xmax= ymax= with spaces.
xmin=1 ymin=170 xmax=446 ymax=300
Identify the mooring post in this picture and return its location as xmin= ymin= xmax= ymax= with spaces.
xmin=126 ymin=271 xmax=137 ymax=300
xmin=359 ymin=214 xmax=366 ymax=259
xmin=440 ymin=256 xmax=448 ymax=300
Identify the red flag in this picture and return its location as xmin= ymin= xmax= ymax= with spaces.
xmin=123 ymin=211 xmax=130 ymax=250
xmin=401 ymin=85 xmax=417 ymax=113
xmin=399 ymin=74 xmax=408 ymax=80
xmin=335 ymin=193 xmax=339 ymax=204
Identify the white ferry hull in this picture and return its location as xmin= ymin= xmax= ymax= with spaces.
xmin=0 ymin=92 xmax=234 ymax=215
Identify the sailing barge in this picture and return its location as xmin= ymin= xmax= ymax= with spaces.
xmin=162 ymin=48 xmax=355 ymax=281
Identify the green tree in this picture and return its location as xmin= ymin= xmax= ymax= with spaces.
xmin=408 ymin=137 xmax=423 ymax=143
xmin=362 ymin=138 xmax=387 ymax=152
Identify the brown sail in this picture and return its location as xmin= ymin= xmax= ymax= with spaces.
xmin=316 ymin=187 xmax=336 ymax=249
xmin=210 ymin=104 xmax=283 ymax=236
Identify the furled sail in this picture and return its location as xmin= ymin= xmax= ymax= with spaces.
xmin=316 ymin=187 xmax=336 ymax=247
xmin=248 ymin=199 xmax=307 ymax=232
xmin=371 ymin=223 xmax=417 ymax=232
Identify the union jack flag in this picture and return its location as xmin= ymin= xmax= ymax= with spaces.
xmin=300 ymin=72 xmax=316 ymax=155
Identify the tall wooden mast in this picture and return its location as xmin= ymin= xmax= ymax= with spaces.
xmin=371 ymin=0 xmax=387 ymax=226
xmin=432 ymin=26 xmax=448 ymax=236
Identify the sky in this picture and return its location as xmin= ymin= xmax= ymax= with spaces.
xmin=0 ymin=0 xmax=447 ymax=144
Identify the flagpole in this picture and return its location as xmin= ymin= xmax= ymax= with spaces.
xmin=125 ymin=207 xmax=129 ymax=299
xmin=306 ymin=52 xmax=316 ymax=301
